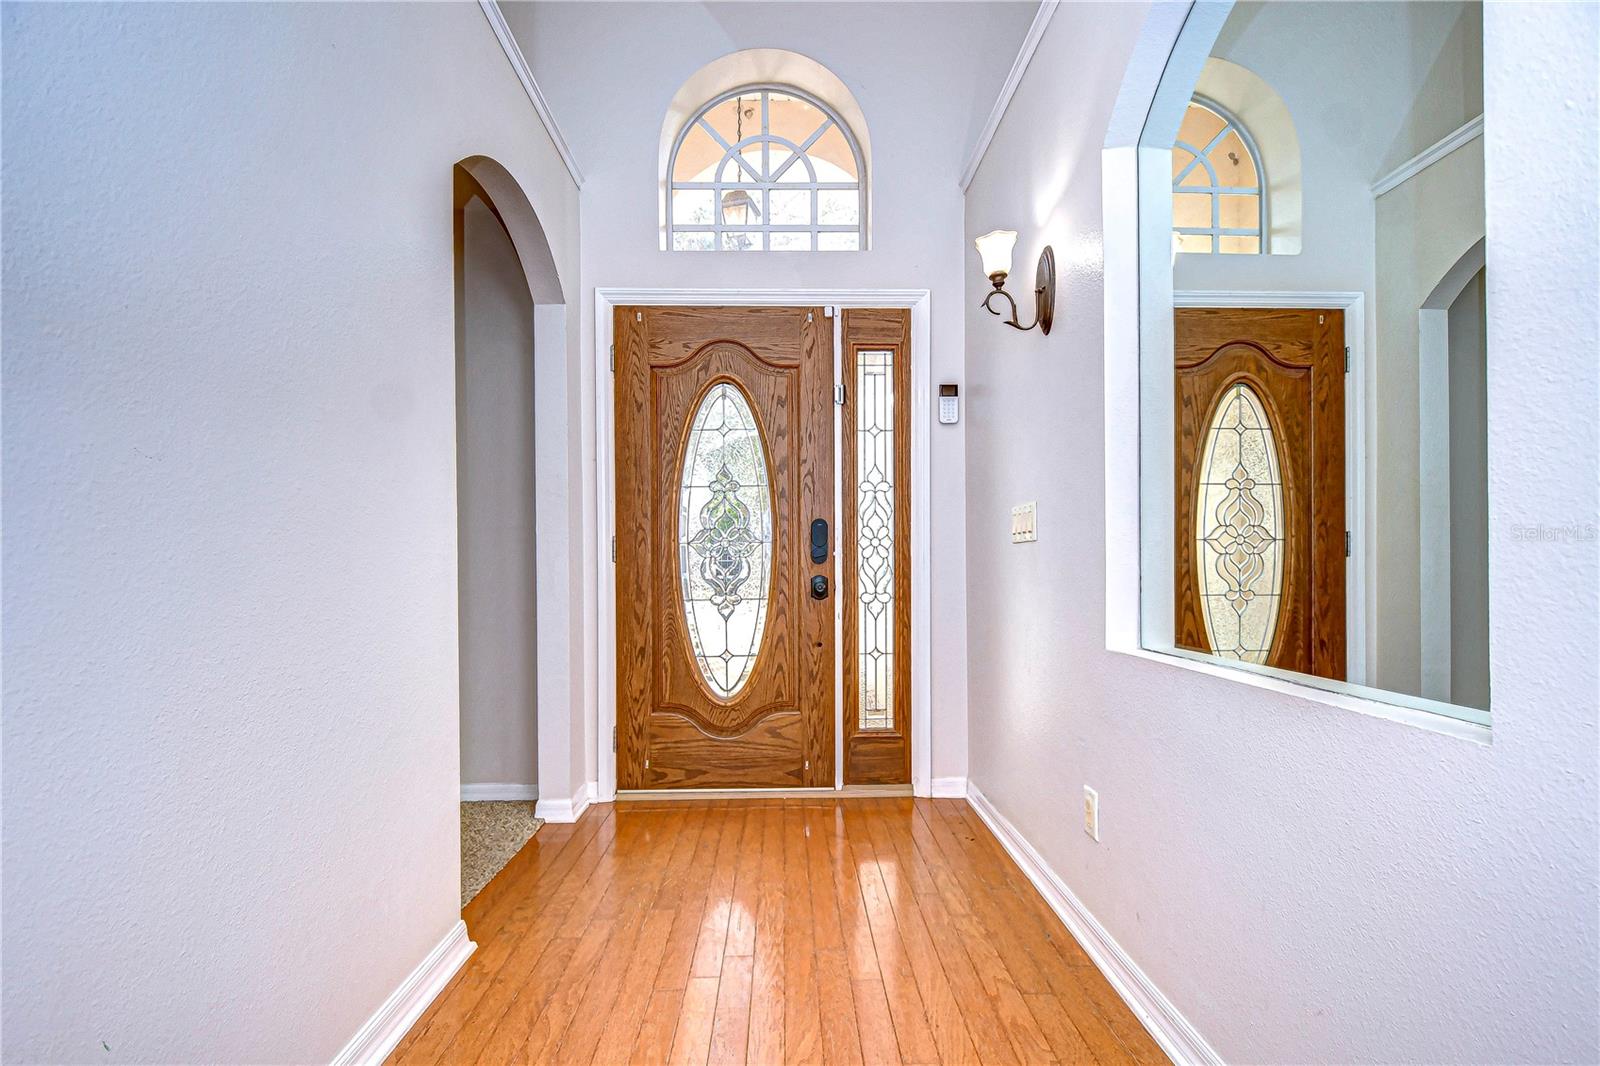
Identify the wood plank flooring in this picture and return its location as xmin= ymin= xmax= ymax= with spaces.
xmin=388 ymin=798 xmax=1166 ymax=1066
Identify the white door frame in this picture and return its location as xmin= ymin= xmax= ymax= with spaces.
xmin=1173 ymin=290 xmax=1370 ymax=686
xmin=594 ymin=288 xmax=934 ymax=800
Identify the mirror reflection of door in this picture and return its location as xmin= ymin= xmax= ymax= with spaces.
xmin=1174 ymin=307 xmax=1346 ymax=680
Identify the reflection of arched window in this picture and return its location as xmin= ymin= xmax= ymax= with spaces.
xmin=667 ymin=86 xmax=866 ymax=252
xmin=1173 ymin=97 xmax=1266 ymax=254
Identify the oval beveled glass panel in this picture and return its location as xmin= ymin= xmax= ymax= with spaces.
xmin=1194 ymin=382 xmax=1285 ymax=664
xmin=678 ymin=382 xmax=773 ymax=699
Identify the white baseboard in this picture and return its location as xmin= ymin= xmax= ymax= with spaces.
xmin=461 ymin=782 xmax=538 ymax=802
xmin=535 ymin=780 xmax=595 ymax=823
xmin=930 ymin=776 xmax=968 ymax=798
xmin=330 ymin=919 xmax=475 ymax=1066
xmin=965 ymin=784 xmax=1222 ymax=1066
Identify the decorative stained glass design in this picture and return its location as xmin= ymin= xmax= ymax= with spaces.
xmin=1172 ymin=98 xmax=1265 ymax=255
xmin=668 ymin=86 xmax=866 ymax=252
xmin=856 ymin=350 xmax=895 ymax=730
xmin=1195 ymin=383 xmax=1285 ymax=664
xmin=678 ymin=383 xmax=773 ymax=699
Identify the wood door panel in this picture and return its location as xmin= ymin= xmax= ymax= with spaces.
xmin=615 ymin=306 xmax=833 ymax=789
xmin=1308 ymin=318 xmax=1347 ymax=674
xmin=643 ymin=710 xmax=806 ymax=788
xmin=642 ymin=305 xmax=813 ymax=367
xmin=1174 ymin=307 xmax=1345 ymax=680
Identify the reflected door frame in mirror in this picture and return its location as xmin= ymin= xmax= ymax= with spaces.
xmin=1174 ymin=305 xmax=1346 ymax=680
xmin=1174 ymin=291 xmax=1368 ymax=687
xmin=1100 ymin=3 xmax=1490 ymax=737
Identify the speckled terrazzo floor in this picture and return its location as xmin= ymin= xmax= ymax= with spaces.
xmin=460 ymin=801 xmax=542 ymax=908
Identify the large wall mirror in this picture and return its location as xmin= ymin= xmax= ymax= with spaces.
xmin=1139 ymin=1 xmax=1489 ymax=725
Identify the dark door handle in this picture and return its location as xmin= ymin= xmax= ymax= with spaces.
xmin=810 ymin=518 xmax=829 ymax=564
xmin=811 ymin=574 xmax=829 ymax=599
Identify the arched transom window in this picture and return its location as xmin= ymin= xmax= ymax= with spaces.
xmin=668 ymin=86 xmax=865 ymax=251
xmin=1173 ymin=97 xmax=1266 ymax=254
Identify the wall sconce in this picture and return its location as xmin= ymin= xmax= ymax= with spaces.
xmin=975 ymin=229 xmax=1055 ymax=335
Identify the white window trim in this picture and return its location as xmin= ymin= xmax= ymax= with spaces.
xmin=1101 ymin=4 xmax=1489 ymax=744
xmin=594 ymin=289 xmax=934 ymax=800
xmin=665 ymin=84 xmax=868 ymax=252
xmin=1173 ymin=95 xmax=1267 ymax=254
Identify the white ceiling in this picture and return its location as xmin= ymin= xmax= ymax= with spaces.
xmin=501 ymin=1 xmax=1040 ymax=187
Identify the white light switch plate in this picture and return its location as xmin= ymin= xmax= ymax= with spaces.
xmin=1083 ymin=786 xmax=1099 ymax=841
xmin=1010 ymin=502 xmax=1037 ymax=543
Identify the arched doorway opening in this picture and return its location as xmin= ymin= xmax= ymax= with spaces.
xmin=1418 ymin=237 xmax=1489 ymax=709
xmin=452 ymin=156 xmax=567 ymax=908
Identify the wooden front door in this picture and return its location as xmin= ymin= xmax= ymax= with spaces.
xmin=614 ymin=306 xmax=834 ymax=789
xmin=1174 ymin=307 xmax=1345 ymax=679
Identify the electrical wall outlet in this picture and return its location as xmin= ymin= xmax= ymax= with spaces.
xmin=1083 ymin=786 xmax=1099 ymax=841
xmin=1010 ymin=502 xmax=1038 ymax=543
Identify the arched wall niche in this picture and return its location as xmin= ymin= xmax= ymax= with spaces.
xmin=452 ymin=153 xmax=580 ymax=821
xmin=657 ymin=48 xmax=873 ymax=247
xmin=457 ymin=154 xmax=565 ymax=305
xmin=1193 ymin=58 xmax=1302 ymax=254
xmin=1421 ymin=236 xmax=1486 ymax=311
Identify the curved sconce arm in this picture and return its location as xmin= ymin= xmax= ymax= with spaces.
xmin=982 ymin=286 xmax=1036 ymax=332
xmin=978 ymin=245 xmax=1056 ymax=336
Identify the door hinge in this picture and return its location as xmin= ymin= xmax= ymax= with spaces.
xmin=609 ymin=343 xmax=615 ymax=372
xmin=824 ymin=305 xmax=835 ymax=318
xmin=804 ymin=760 xmax=810 ymax=770
xmin=833 ymin=383 xmax=846 ymax=406
xmin=1344 ymin=346 xmax=1351 ymax=372
xmin=1345 ymin=531 xmax=1352 ymax=557
xmin=612 ymin=726 xmax=617 ymax=753
xmin=807 ymin=311 xmax=814 ymax=323
xmin=611 ymin=536 xmax=617 ymax=562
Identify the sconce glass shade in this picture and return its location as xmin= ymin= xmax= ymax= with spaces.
xmin=974 ymin=229 xmax=1018 ymax=279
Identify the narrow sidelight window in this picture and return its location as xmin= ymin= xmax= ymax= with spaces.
xmin=855 ymin=349 xmax=896 ymax=729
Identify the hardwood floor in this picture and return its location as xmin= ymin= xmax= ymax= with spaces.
xmin=388 ymin=798 xmax=1167 ymax=1065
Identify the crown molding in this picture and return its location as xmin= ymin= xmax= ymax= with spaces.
xmin=959 ymin=1 xmax=1060 ymax=192
xmin=479 ymin=0 xmax=585 ymax=188
xmin=1371 ymin=115 xmax=1482 ymax=197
